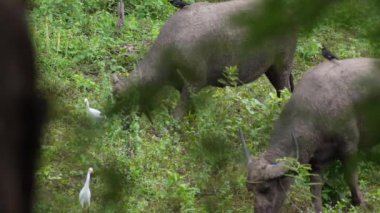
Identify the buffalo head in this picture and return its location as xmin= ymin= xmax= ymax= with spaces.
xmin=240 ymin=129 xmax=292 ymax=213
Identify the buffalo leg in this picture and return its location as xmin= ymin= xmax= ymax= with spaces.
xmin=340 ymin=121 xmax=365 ymax=206
xmin=265 ymin=66 xmax=292 ymax=97
xmin=342 ymin=156 xmax=365 ymax=206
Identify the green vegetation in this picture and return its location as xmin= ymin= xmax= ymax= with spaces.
xmin=31 ymin=0 xmax=380 ymax=212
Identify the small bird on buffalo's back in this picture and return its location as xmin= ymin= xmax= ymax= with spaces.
xmin=169 ymin=0 xmax=190 ymax=9
xmin=321 ymin=45 xmax=339 ymax=63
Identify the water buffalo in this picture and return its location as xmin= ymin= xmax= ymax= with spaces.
xmin=112 ymin=0 xmax=296 ymax=118
xmin=242 ymin=58 xmax=380 ymax=212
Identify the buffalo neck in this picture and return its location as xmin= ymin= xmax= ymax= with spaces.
xmin=263 ymin=120 xmax=317 ymax=165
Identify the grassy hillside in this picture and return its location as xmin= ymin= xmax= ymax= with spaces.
xmin=31 ymin=0 xmax=380 ymax=212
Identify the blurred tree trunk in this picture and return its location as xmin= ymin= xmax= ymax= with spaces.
xmin=0 ymin=0 xmax=45 ymax=212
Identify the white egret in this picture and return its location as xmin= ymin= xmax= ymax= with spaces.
xmin=79 ymin=167 xmax=93 ymax=210
xmin=84 ymin=98 xmax=103 ymax=120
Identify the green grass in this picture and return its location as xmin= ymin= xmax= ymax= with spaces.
xmin=32 ymin=0 xmax=380 ymax=212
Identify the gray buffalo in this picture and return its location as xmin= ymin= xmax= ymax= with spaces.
xmin=242 ymin=58 xmax=380 ymax=212
xmin=112 ymin=0 xmax=296 ymax=118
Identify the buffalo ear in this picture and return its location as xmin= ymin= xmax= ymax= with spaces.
xmin=260 ymin=162 xmax=288 ymax=180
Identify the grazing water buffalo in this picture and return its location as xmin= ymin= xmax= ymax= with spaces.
xmin=112 ymin=0 xmax=297 ymax=118
xmin=242 ymin=58 xmax=380 ymax=212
